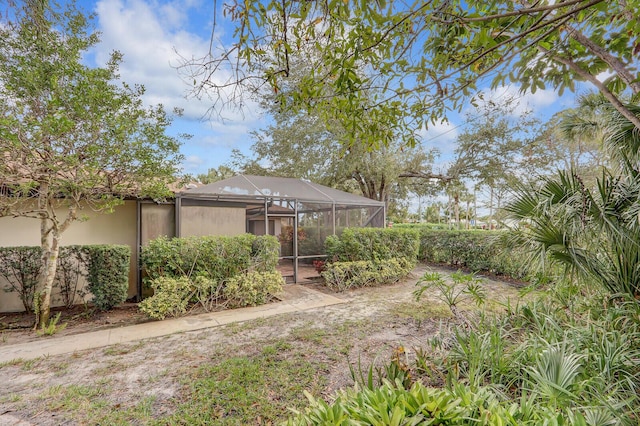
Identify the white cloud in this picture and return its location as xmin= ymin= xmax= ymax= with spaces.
xmin=182 ymin=154 xmax=205 ymax=172
xmin=93 ymin=0 xmax=260 ymax=123
xmin=93 ymin=0 xmax=208 ymax=118
xmin=89 ymin=0 xmax=268 ymax=176
xmin=419 ymin=119 xmax=460 ymax=159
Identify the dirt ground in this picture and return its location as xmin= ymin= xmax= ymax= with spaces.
xmin=0 ymin=265 xmax=525 ymax=425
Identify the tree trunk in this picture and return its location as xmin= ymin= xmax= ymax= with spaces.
xmin=488 ymin=186 xmax=494 ymax=230
xmin=35 ymin=187 xmax=76 ymax=329
xmin=37 ymin=231 xmax=60 ymax=329
xmin=473 ymin=188 xmax=477 ymax=229
xmin=454 ymin=193 xmax=460 ymax=229
xmin=466 ymin=200 xmax=470 ymax=229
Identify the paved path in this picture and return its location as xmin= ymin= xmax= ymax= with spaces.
xmin=0 ymin=285 xmax=345 ymax=364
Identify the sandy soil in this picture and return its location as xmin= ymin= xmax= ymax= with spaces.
xmin=0 ymin=265 xmax=525 ymax=425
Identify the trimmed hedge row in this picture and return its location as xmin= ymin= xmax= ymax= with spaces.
xmin=325 ymin=228 xmax=419 ymax=264
xmin=139 ymin=234 xmax=283 ymax=319
xmin=417 ymin=229 xmax=530 ymax=280
xmin=322 ymin=228 xmax=419 ymax=290
xmin=322 ymin=258 xmax=414 ymax=291
xmin=141 ymin=234 xmax=279 ymax=283
xmin=0 ymin=245 xmax=130 ymax=312
xmin=85 ymin=245 xmax=131 ymax=310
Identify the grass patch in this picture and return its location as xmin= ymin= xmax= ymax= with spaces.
xmin=290 ymin=322 xmax=328 ymax=344
xmin=20 ymin=358 xmax=38 ymax=371
xmin=103 ymin=341 xmax=146 ymax=356
xmin=43 ymin=384 xmax=157 ymax=425
xmin=92 ymin=359 xmax=126 ymax=377
xmin=0 ymin=358 xmax=25 ymax=369
xmin=0 ymin=393 xmax=23 ymax=403
xmin=221 ymin=316 xmax=278 ymax=337
xmin=156 ymin=341 xmax=327 ymax=425
xmin=390 ymin=300 xmax=452 ymax=321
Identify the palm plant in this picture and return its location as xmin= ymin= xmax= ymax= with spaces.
xmin=506 ymin=95 xmax=640 ymax=299
xmin=525 ymin=342 xmax=584 ymax=407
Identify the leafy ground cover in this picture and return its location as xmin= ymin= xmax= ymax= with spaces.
xmin=0 ymin=265 xmax=523 ymax=425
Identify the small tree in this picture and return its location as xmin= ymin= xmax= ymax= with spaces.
xmin=0 ymin=1 xmax=183 ymax=327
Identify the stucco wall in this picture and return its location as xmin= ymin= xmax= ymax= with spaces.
xmin=180 ymin=205 xmax=246 ymax=237
xmin=0 ymin=201 xmax=137 ymax=313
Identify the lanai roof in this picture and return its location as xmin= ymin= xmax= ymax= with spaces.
xmin=181 ymin=175 xmax=384 ymax=206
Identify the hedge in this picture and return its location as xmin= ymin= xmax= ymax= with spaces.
xmin=322 ymin=258 xmax=414 ymax=291
xmin=0 ymin=244 xmax=131 ymax=312
xmin=223 ymin=271 xmax=284 ymax=308
xmin=140 ymin=234 xmax=280 ymax=283
xmin=84 ymin=245 xmax=131 ymax=311
xmin=138 ymin=234 xmax=282 ymax=319
xmin=0 ymin=246 xmax=42 ymax=312
xmin=417 ymin=229 xmax=531 ymax=280
xmin=325 ymin=228 xmax=419 ymax=264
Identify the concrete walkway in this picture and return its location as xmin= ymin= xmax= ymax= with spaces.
xmin=0 ymin=285 xmax=346 ymax=364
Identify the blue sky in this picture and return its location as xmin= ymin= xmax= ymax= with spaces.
xmin=83 ymin=0 xmax=585 ymax=179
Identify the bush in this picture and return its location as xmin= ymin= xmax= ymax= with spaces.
xmin=325 ymin=227 xmax=419 ymax=264
xmin=0 ymin=244 xmax=128 ymax=312
xmin=250 ymin=236 xmax=280 ymax=272
xmin=408 ymin=287 xmax=640 ymax=424
xmin=138 ymin=235 xmax=282 ymax=319
xmin=223 ymin=271 xmax=284 ymax=308
xmin=138 ymin=276 xmax=194 ymax=320
xmin=84 ymin=245 xmax=131 ymax=311
xmin=417 ymin=229 xmax=532 ymax=280
xmin=285 ymin=380 xmax=531 ymax=425
xmin=0 ymin=246 xmax=42 ymax=313
xmin=141 ymin=234 xmax=279 ymax=283
xmin=139 ymin=271 xmax=283 ymax=318
xmin=322 ymin=258 xmax=413 ymax=291
xmin=55 ymin=246 xmax=89 ymax=308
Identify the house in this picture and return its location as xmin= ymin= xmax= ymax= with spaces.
xmin=0 ymin=175 xmax=385 ymax=312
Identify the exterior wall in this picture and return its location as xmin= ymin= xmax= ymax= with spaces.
xmin=180 ymin=205 xmax=246 ymax=237
xmin=0 ymin=200 xmax=137 ymax=313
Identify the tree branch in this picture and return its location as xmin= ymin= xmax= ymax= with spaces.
xmin=540 ymin=46 xmax=640 ymax=130
xmin=399 ymin=171 xmax=454 ymax=183
xmin=566 ymin=26 xmax=640 ymax=95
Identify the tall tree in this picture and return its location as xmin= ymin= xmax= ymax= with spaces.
xmin=231 ymin=58 xmax=438 ymax=207
xmin=233 ymin=111 xmax=436 ymax=207
xmin=448 ymin=100 xmax=541 ymax=183
xmin=181 ymin=0 xmax=640 ymax=149
xmin=0 ymin=1 xmax=183 ymax=327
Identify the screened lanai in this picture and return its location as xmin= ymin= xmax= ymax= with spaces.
xmin=177 ymin=175 xmax=386 ymax=283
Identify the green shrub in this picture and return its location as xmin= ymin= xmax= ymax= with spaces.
xmin=0 ymin=246 xmax=42 ymax=313
xmin=322 ymin=258 xmax=413 ymax=291
xmin=223 ymin=271 xmax=284 ymax=308
xmin=55 ymin=246 xmax=89 ymax=308
xmin=139 ymin=268 xmax=283 ymax=319
xmin=138 ymin=276 xmax=194 ymax=320
xmin=409 ymin=286 xmax=640 ymax=424
xmin=138 ymin=235 xmax=281 ymax=319
xmin=285 ymin=380 xmax=536 ymax=425
xmin=141 ymin=234 xmax=279 ymax=282
xmin=0 ymin=244 xmax=127 ymax=312
xmin=325 ymin=227 xmax=419 ymax=264
xmin=250 ymin=236 xmax=280 ymax=272
xmin=84 ymin=245 xmax=130 ymax=311
xmin=417 ymin=229 xmax=533 ymax=279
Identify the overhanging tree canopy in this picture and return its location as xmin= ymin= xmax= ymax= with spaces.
xmin=181 ymin=0 xmax=640 ymax=147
